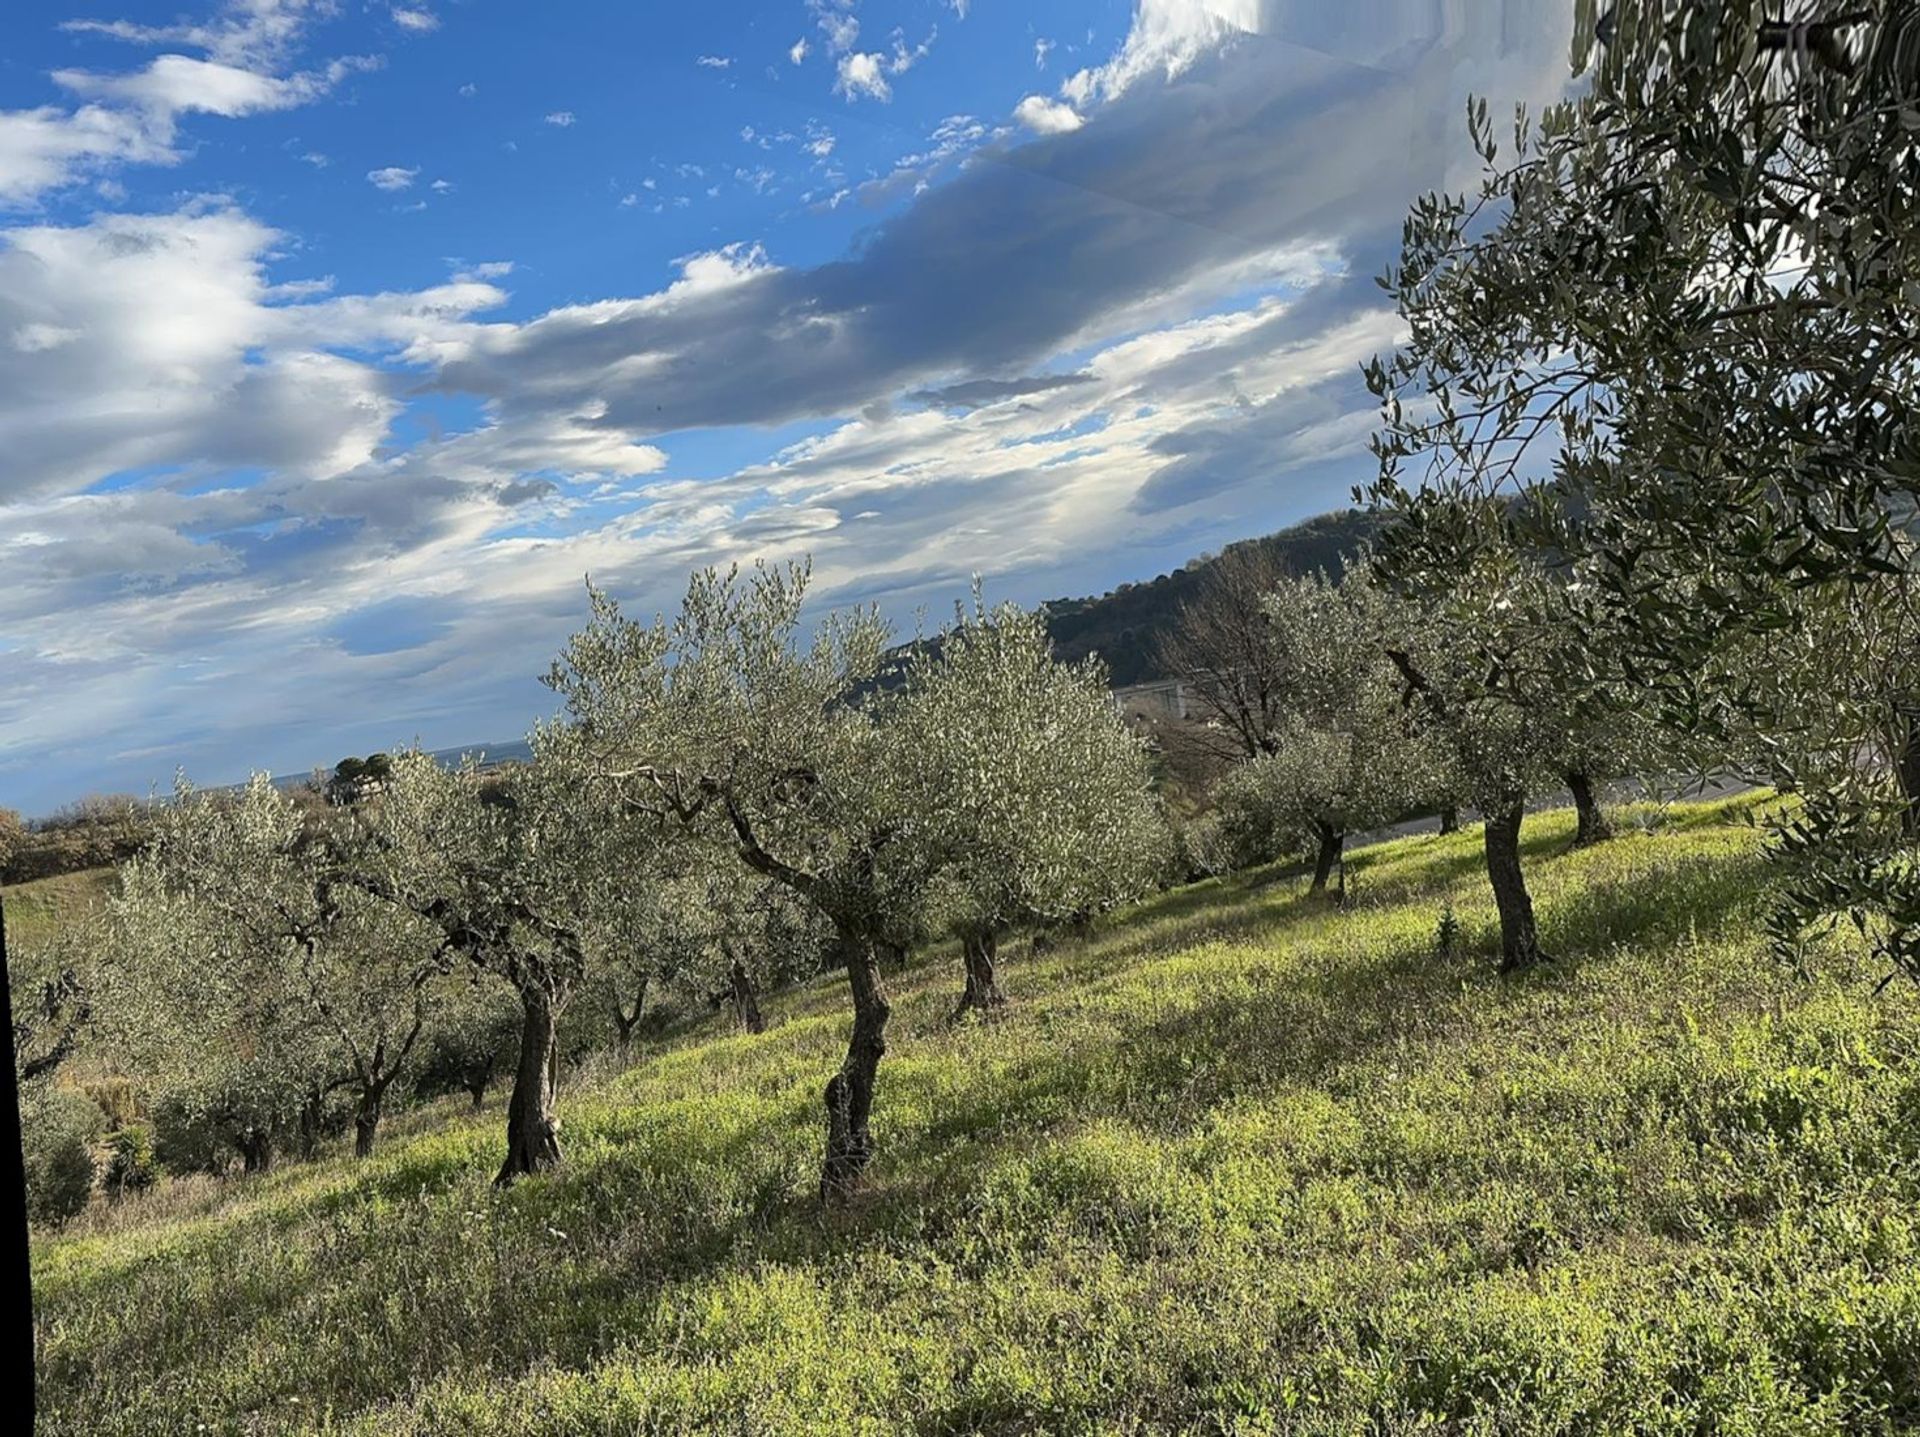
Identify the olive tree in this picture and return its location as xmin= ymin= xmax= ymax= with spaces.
xmin=1238 ymin=568 xmax=1452 ymax=889
xmin=1368 ymin=533 xmax=1600 ymax=970
xmin=413 ymin=971 xmax=522 ymax=1110
xmin=702 ymin=865 xmax=832 ymax=1034
xmin=0 ymin=808 xmax=25 ymax=877
xmin=546 ymin=561 xmax=929 ymax=1199
xmin=896 ymin=595 xmax=1170 ymax=1017
xmin=9 ymin=913 xmax=95 ymax=1090
xmin=577 ymin=852 xmax=721 ymax=1061
xmin=1367 ymin=1 xmax=1920 ymax=976
xmin=358 ymin=750 xmax=610 ymax=1184
xmin=1702 ymin=540 xmax=1920 ymax=965
xmin=112 ymin=881 xmax=332 ymax=1173
xmin=111 ymin=776 xmax=450 ymax=1162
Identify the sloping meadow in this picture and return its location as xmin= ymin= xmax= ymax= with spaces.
xmin=33 ymin=796 xmax=1920 ymax=1434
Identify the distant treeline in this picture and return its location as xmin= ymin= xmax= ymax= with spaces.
xmin=0 ymin=796 xmax=155 ymax=887
xmin=1042 ymin=509 xmax=1379 ymax=686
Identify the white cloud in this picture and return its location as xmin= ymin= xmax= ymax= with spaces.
xmin=834 ymin=52 xmax=891 ymax=102
xmin=458 ymin=81 xmax=477 ymax=97
xmin=889 ymin=30 xmax=934 ymax=74
xmin=54 ymin=56 xmax=323 ymax=117
xmin=696 ymin=55 xmax=734 ymax=69
xmin=0 ymin=201 xmax=673 ymax=778
xmin=810 ymin=0 xmax=859 ymax=54
xmin=0 ymin=1 xmax=1581 ymax=812
xmin=367 ymin=165 xmax=418 ymax=190
xmin=544 ymin=110 xmax=576 ymax=127
xmin=789 ymin=37 xmax=810 ymax=64
xmin=2 ymin=3 xmax=376 ymax=205
xmin=0 ymin=104 xmax=166 ymax=205
xmin=1013 ymin=95 xmax=1082 ymax=134
xmin=14 ymin=323 xmax=83 ymax=353
xmin=391 ymin=7 xmax=439 ymax=33
xmin=0 ymin=206 xmax=494 ymax=506
xmin=1035 ymin=38 xmax=1054 ymax=68
xmin=1061 ymin=0 xmax=1262 ymax=108
xmin=61 ymin=0 xmax=332 ymax=72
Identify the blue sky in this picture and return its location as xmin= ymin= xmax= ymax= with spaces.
xmin=0 ymin=0 xmax=1570 ymax=814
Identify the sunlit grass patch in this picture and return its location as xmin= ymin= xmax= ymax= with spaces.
xmin=32 ymin=794 xmax=1920 ymax=1435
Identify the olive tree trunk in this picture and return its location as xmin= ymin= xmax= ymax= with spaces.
xmin=1309 ymin=821 xmax=1344 ymax=893
xmin=729 ymin=959 xmax=765 ymax=1034
xmin=297 ymin=1088 xmax=327 ymax=1160
xmin=237 ymin=1125 xmax=273 ymax=1175
xmin=353 ymin=1083 xmax=389 ymax=1159
xmin=495 ymin=986 xmax=563 ymax=1187
xmin=1483 ymin=800 xmax=1546 ymax=973
xmin=463 ymin=1052 xmax=495 ymax=1110
xmin=614 ymin=975 xmax=648 ymax=1064
xmin=820 ymin=932 xmax=891 ymax=1202
xmin=1897 ymin=724 xmax=1920 ymax=840
xmin=1439 ymin=805 xmax=1460 ymax=835
xmin=951 ymin=928 xmax=1007 ymax=1021
xmin=1566 ymin=772 xmax=1613 ymax=847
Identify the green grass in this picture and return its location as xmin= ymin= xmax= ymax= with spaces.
xmin=4 ymin=866 xmax=115 ymax=948
xmin=32 ymin=796 xmax=1920 ymax=1434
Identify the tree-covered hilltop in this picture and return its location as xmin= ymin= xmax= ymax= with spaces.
xmin=1040 ymin=509 xmax=1381 ymax=687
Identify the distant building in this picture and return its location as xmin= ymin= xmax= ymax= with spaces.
xmin=1111 ymin=678 xmax=1188 ymax=722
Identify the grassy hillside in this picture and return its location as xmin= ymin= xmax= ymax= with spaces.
xmin=33 ymin=796 xmax=1920 ymax=1434
xmin=4 ymin=866 xmax=115 ymax=948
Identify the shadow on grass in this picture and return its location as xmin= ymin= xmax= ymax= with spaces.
xmin=38 ymin=801 xmax=1772 ymax=1429
xmin=841 ymin=820 xmax=1771 ymax=1237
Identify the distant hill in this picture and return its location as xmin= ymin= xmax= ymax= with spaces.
xmin=1041 ymin=508 xmax=1380 ymax=686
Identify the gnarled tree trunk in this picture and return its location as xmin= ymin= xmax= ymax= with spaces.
xmin=951 ymin=928 xmax=1007 ymax=1020
xmin=495 ymin=986 xmax=563 ymax=1187
xmin=1439 ymin=805 xmax=1460 ymax=835
xmin=614 ymin=975 xmax=648 ymax=1064
xmin=297 ymin=1088 xmax=327 ymax=1160
xmin=353 ymin=1083 xmax=387 ymax=1159
xmin=1309 ymin=821 xmax=1344 ymax=893
xmin=463 ymin=1051 xmax=495 ymax=1110
xmin=729 ymin=957 xmax=765 ymax=1034
xmin=237 ymin=1125 xmax=273 ymax=1175
xmin=1567 ymin=772 xmax=1613 ymax=847
xmin=351 ymin=1019 xmax=422 ymax=1159
xmin=1483 ymin=800 xmax=1545 ymax=973
xmin=820 ymin=931 xmax=890 ymax=1202
xmin=1897 ymin=724 xmax=1920 ymax=840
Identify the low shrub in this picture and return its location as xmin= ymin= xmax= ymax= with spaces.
xmin=24 ymin=1089 xmax=100 ymax=1227
xmin=102 ymin=1127 xmax=159 ymax=1199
